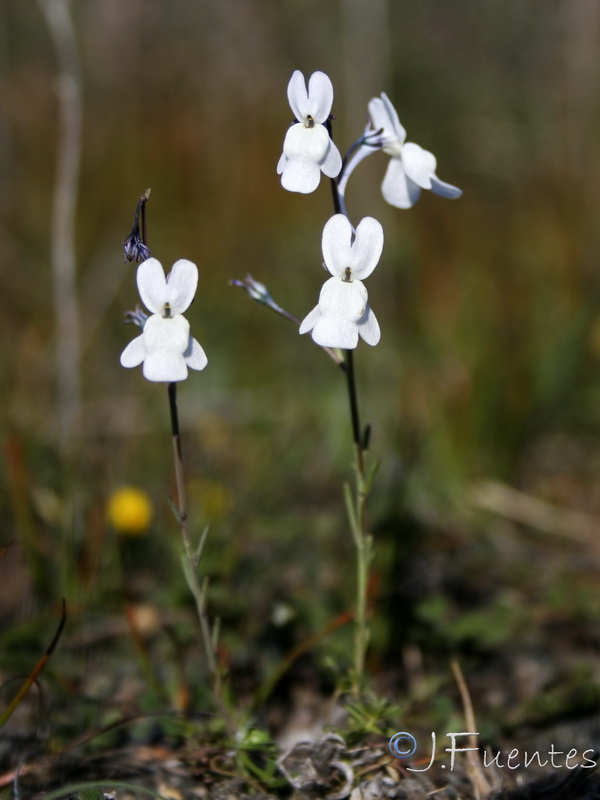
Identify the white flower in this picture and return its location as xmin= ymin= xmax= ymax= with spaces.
xmin=339 ymin=92 xmax=462 ymax=209
xmin=120 ymin=258 xmax=207 ymax=382
xmin=300 ymin=215 xmax=383 ymax=349
xmin=277 ymin=70 xmax=342 ymax=194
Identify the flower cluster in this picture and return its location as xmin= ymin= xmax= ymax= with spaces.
xmin=277 ymin=71 xmax=461 ymax=211
xmin=275 ymin=71 xmax=463 ymax=350
xmin=120 ymin=258 xmax=207 ymax=382
xmin=121 ymin=72 xmax=463 ymax=376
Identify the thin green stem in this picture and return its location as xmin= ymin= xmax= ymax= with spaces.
xmin=167 ymin=383 xmax=232 ymax=733
xmin=343 ymin=350 xmax=371 ymax=693
xmin=326 ymin=122 xmax=374 ymax=694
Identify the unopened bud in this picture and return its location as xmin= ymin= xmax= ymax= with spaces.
xmin=123 ymin=233 xmax=151 ymax=263
xmin=230 ymin=274 xmax=273 ymax=305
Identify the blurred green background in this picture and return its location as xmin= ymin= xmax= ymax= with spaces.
xmin=2 ymin=0 xmax=600 ymax=735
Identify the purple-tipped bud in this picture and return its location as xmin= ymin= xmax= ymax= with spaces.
xmin=123 ymin=233 xmax=151 ymax=263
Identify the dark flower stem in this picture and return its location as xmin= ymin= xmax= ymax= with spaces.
xmin=139 ymin=189 xmax=149 ymax=247
xmin=330 ymin=171 xmax=343 ymax=216
xmin=168 ymin=383 xmax=187 ymax=515
xmin=344 ymin=349 xmax=365 ymax=475
xmin=123 ymin=189 xmax=152 ymax=262
xmin=326 ymin=116 xmax=345 ymax=217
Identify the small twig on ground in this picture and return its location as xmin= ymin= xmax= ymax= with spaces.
xmin=451 ymin=660 xmax=493 ymax=800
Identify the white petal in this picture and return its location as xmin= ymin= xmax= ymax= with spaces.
xmin=280 ymin=157 xmax=321 ymax=193
xmin=357 ymin=305 xmax=380 ymax=345
xmin=184 ymin=336 xmax=208 ymax=371
xmin=312 ymin=316 xmax=358 ymax=349
xmin=322 ymin=214 xmax=352 ymax=277
xmin=276 ymin=151 xmax=287 ymax=175
xmin=137 ymin=258 xmax=167 ymax=313
xmin=381 ymin=157 xmax=421 ymax=208
xmin=430 ymin=175 xmax=463 ymax=199
xmin=283 ymin=123 xmax=330 ymax=163
xmin=287 ymin=70 xmax=309 ymax=121
xmin=165 ymin=259 xmax=198 ymax=314
xmin=120 ymin=334 xmax=146 ymax=368
xmin=143 ymin=351 xmax=188 ymax=382
xmin=402 ymin=142 xmax=437 ymax=189
xmin=305 ymin=278 xmax=368 ymax=347
xmin=368 ymin=94 xmax=406 ymax=144
xmin=367 ymin=97 xmax=388 ymax=133
xmin=299 ymin=305 xmax=321 ymax=334
xmin=380 ymin=93 xmax=407 ymax=142
xmin=319 ymin=139 xmax=342 ymax=179
xmin=349 ymin=217 xmax=383 ymax=280
xmin=143 ymin=313 xmax=190 ymax=355
xmin=306 ymin=71 xmax=334 ymax=123
xmin=319 ymin=277 xmax=368 ymax=320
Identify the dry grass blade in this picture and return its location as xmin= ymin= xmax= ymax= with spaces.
xmin=470 ymin=480 xmax=598 ymax=543
xmin=451 ymin=660 xmax=493 ymax=800
xmin=0 ymin=600 xmax=67 ymax=729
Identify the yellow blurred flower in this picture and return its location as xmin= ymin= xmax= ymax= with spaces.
xmin=107 ymin=486 xmax=153 ymax=536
